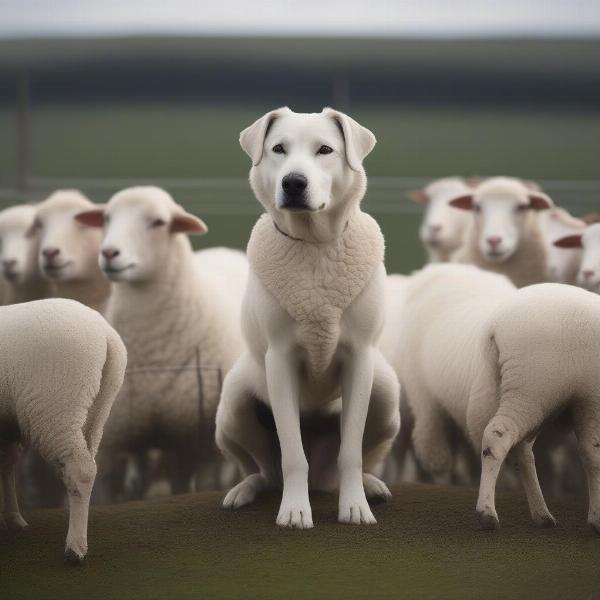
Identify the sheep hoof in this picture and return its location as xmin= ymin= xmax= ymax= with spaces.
xmin=363 ymin=473 xmax=392 ymax=504
xmin=64 ymin=548 xmax=85 ymax=566
xmin=4 ymin=512 xmax=29 ymax=531
xmin=534 ymin=513 xmax=557 ymax=528
xmin=589 ymin=522 xmax=600 ymax=537
xmin=477 ymin=510 xmax=500 ymax=530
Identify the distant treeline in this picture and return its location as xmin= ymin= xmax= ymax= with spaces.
xmin=1 ymin=36 xmax=599 ymax=109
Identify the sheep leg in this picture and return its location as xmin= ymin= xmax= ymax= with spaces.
xmin=361 ymin=352 xmax=400 ymax=502
xmin=510 ymin=440 xmax=556 ymax=527
xmin=409 ymin=388 xmax=452 ymax=484
xmin=338 ymin=348 xmax=376 ymax=525
xmin=217 ymin=357 xmax=280 ymax=510
xmin=476 ymin=414 xmax=519 ymax=530
xmin=572 ymin=405 xmax=600 ymax=536
xmin=265 ymin=347 xmax=312 ymax=529
xmin=0 ymin=443 xmax=28 ymax=530
xmin=60 ymin=446 xmax=97 ymax=564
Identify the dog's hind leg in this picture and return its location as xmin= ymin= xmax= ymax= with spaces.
xmin=216 ymin=355 xmax=279 ymax=509
xmin=361 ymin=352 xmax=401 ymax=503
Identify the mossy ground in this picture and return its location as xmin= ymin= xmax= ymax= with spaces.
xmin=2 ymin=483 xmax=599 ymax=600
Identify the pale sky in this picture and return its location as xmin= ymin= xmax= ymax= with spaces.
xmin=1 ymin=0 xmax=599 ymax=38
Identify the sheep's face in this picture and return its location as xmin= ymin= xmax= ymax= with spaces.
xmin=577 ymin=225 xmax=600 ymax=292
xmin=541 ymin=210 xmax=585 ymax=283
xmin=419 ymin=195 xmax=469 ymax=253
xmin=241 ymin=107 xmax=375 ymax=217
xmin=35 ymin=192 xmax=103 ymax=283
xmin=91 ymin=187 xmax=207 ymax=283
xmin=0 ymin=207 xmax=39 ymax=284
xmin=449 ymin=178 xmax=552 ymax=264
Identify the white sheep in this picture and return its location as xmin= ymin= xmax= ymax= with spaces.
xmin=75 ymin=186 xmax=248 ymax=497
xmin=34 ymin=190 xmax=110 ymax=313
xmin=450 ymin=176 xmax=553 ymax=287
xmin=540 ymin=207 xmax=586 ymax=284
xmin=409 ymin=177 xmax=473 ymax=262
xmin=554 ymin=222 xmax=600 ymax=293
xmin=0 ymin=298 xmax=126 ymax=562
xmin=395 ymin=263 xmax=600 ymax=533
xmin=0 ymin=205 xmax=54 ymax=303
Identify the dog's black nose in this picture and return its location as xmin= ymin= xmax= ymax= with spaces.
xmin=282 ymin=173 xmax=308 ymax=198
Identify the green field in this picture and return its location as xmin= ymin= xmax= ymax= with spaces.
xmin=2 ymin=484 xmax=599 ymax=599
xmin=2 ymin=104 xmax=600 ymax=272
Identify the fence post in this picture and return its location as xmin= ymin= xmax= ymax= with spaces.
xmin=16 ymin=72 xmax=31 ymax=195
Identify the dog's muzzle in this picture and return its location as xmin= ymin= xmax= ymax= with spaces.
xmin=280 ymin=173 xmax=309 ymax=211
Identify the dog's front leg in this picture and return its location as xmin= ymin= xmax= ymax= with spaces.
xmin=265 ymin=347 xmax=313 ymax=529
xmin=339 ymin=347 xmax=377 ymax=524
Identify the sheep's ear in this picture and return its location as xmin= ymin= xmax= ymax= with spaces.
xmin=407 ymin=189 xmax=429 ymax=204
xmin=323 ymin=107 xmax=376 ymax=172
xmin=553 ymin=234 xmax=583 ymax=249
xmin=523 ymin=180 xmax=542 ymax=192
xmin=465 ymin=176 xmax=482 ymax=188
xmin=528 ymin=192 xmax=553 ymax=211
xmin=239 ymin=107 xmax=291 ymax=166
xmin=448 ymin=195 xmax=475 ymax=211
xmin=74 ymin=208 xmax=105 ymax=228
xmin=25 ymin=217 xmax=41 ymax=238
xmin=170 ymin=212 xmax=208 ymax=235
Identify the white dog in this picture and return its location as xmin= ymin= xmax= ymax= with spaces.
xmin=215 ymin=107 xmax=400 ymax=528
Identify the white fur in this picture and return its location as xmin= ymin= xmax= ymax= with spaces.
xmin=540 ymin=207 xmax=586 ymax=284
xmin=0 ymin=298 xmax=126 ymax=562
xmin=0 ymin=205 xmax=54 ymax=303
xmin=451 ymin=177 xmax=553 ymax=287
xmin=412 ymin=177 xmax=472 ymax=263
xmin=35 ymin=190 xmax=110 ymax=313
xmin=395 ymin=263 xmax=600 ymax=534
xmin=216 ymin=108 xmax=400 ymax=529
xmin=84 ymin=186 xmax=248 ymax=497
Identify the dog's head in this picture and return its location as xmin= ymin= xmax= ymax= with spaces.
xmin=240 ymin=107 xmax=376 ymax=217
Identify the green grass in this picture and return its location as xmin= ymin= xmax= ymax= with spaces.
xmin=2 ymin=484 xmax=599 ymax=599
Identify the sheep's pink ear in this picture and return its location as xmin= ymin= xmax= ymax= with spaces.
xmin=170 ymin=212 xmax=208 ymax=235
xmin=74 ymin=208 xmax=105 ymax=227
xmin=465 ymin=176 xmax=482 ymax=188
xmin=553 ymin=234 xmax=583 ymax=249
xmin=448 ymin=195 xmax=475 ymax=211
xmin=407 ymin=189 xmax=429 ymax=204
xmin=528 ymin=193 xmax=553 ymax=211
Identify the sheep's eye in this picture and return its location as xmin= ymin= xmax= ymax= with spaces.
xmin=474 ymin=205 xmax=482 ymax=213
xmin=317 ymin=145 xmax=333 ymax=155
xmin=272 ymin=144 xmax=285 ymax=154
xmin=151 ymin=218 xmax=166 ymax=228
xmin=516 ymin=205 xmax=529 ymax=212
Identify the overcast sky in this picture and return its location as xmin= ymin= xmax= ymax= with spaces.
xmin=2 ymin=0 xmax=600 ymax=39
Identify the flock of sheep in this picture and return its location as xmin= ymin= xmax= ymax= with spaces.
xmin=1 ymin=107 xmax=600 ymax=564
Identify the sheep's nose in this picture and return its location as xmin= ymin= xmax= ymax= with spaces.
xmin=486 ymin=236 xmax=502 ymax=249
xmin=2 ymin=259 xmax=16 ymax=269
xmin=102 ymin=247 xmax=120 ymax=260
xmin=282 ymin=173 xmax=308 ymax=197
xmin=582 ymin=269 xmax=595 ymax=280
xmin=42 ymin=247 xmax=60 ymax=259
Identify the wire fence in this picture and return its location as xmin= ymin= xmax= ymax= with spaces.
xmin=1 ymin=175 xmax=600 ymax=215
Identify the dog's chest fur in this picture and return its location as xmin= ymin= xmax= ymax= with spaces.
xmin=247 ymin=211 xmax=384 ymax=374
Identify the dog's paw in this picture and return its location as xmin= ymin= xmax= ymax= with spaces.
xmin=223 ymin=474 xmax=266 ymax=510
xmin=339 ymin=488 xmax=377 ymax=525
xmin=363 ymin=473 xmax=392 ymax=504
xmin=276 ymin=493 xmax=313 ymax=529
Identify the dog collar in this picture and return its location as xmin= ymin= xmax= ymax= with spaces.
xmin=272 ymin=219 xmax=305 ymax=242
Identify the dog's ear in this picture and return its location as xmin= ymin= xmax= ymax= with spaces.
xmin=323 ymin=108 xmax=376 ymax=172
xmin=239 ymin=107 xmax=291 ymax=166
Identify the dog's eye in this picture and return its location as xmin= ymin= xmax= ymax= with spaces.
xmin=150 ymin=218 xmax=166 ymax=228
xmin=317 ymin=145 xmax=333 ymax=155
xmin=272 ymin=144 xmax=285 ymax=154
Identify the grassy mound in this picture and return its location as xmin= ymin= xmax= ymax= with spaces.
xmin=2 ymin=484 xmax=599 ymax=599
